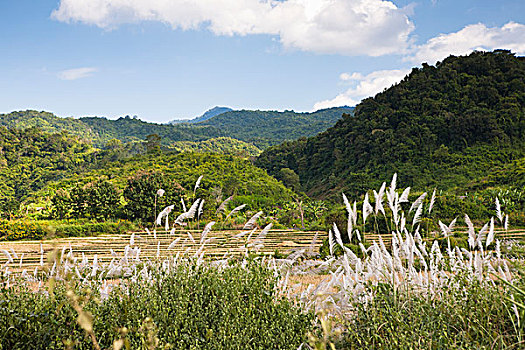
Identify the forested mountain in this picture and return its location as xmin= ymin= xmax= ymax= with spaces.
xmin=80 ymin=115 xmax=221 ymax=145
xmin=0 ymin=127 xmax=97 ymax=213
xmin=0 ymin=126 xmax=295 ymax=218
xmin=0 ymin=111 xmax=99 ymax=141
xmin=199 ymin=107 xmax=354 ymax=148
xmin=256 ymin=50 xmax=525 ymax=198
xmin=0 ymin=106 xmax=350 ymax=150
xmin=169 ymin=106 xmax=233 ymax=124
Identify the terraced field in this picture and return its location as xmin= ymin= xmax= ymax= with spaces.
xmin=0 ymin=229 xmax=325 ymax=272
xmin=2 ymin=226 xmax=525 ymax=273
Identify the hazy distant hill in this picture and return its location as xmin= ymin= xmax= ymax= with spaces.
xmin=169 ymin=106 xmax=233 ymax=124
xmin=256 ymin=51 xmax=525 ymax=198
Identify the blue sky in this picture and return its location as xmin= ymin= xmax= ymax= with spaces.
xmin=1 ymin=0 xmax=524 ymax=123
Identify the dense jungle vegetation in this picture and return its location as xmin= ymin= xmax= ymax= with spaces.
xmin=0 ymin=107 xmax=350 ymax=149
xmin=0 ymin=126 xmax=296 ymax=221
xmin=256 ymin=50 xmax=525 ymax=198
xmin=198 ymin=107 xmax=354 ymax=148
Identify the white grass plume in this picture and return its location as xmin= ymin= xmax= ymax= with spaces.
xmin=194 ymin=175 xmax=203 ymax=194
xmin=374 ymin=182 xmax=386 ymax=215
xmin=254 ymin=223 xmax=273 ymax=243
xmin=399 ymin=187 xmax=411 ymax=203
xmin=412 ymin=203 xmax=423 ymax=227
xmin=225 ymin=204 xmax=246 ymax=221
xmin=486 ymin=217 xmax=495 ymax=248
xmin=410 ymin=192 xmax=427 ymax=213
xmin=495 ymin=197 xmax=503 ymax=223
xmin=198 ymin=200 xmax=205 ymax=218
xmin=428 ymin=189 xmax=437 ymax=214
xmin=333 ymin=223 xmax=345 ymax=250
xmin=1 ymin=250 xmax=13 ymax=264
xmin=175 ymin=199 xmax=201 ymax=225
xmin=200 ymin=221 xmax=215 ymax=244
xmin=362 ymin=193 xmax=373 ymax=225
xmin=156 ymin=204 xmax=174 ymax=226
xmin=168 ymin=237 xmax=181 ymax=250
xmin=328 ymin=229 xmax=334 ymax=256
xmin=243 ymin=211 xmax=263 ymax=230
xmin=465 ymin=214 xmax=476 ymax=249
xmin=216 ymin=195 xmax=233 ymax=215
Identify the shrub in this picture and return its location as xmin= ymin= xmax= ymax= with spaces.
xmin=341 ymin=275 xmax=517 ymax=349
xmin=0 ymin=220 xmax=46 ymax=241
xmin=0 ymin=263 xmax=313 ymax=349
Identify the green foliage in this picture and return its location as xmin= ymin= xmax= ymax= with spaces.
xmin=43 ymin=152 xmax=296 ymax=224
xmin=199 ymin=107 xmax=353 ymax=148
xmin=0 ymin=264 xmax=313 ymax=349
xmin=0 ymin=127 xmax=97 ymax=211
xmin=172 ymin=137 xmax=261 ymax=157
xmin=52 ymin=181 xmax=121 ymax=220
xmin=0 ymin=220 xmax=46 ymax=240
xmin=342 ymin=276 xmax=519 ymax=349
xmin=123 ymin=171 xmax=185 ymax=223
xmin=278 ymin=168 xmax=301 ymax=192
xmin=0 ymin=219 xmax=135 ymax=240
xmin=256 ymin=51 xmax=525 ymax=198
xmin=0 ymin=107 xmax=350 ymax=150
xmin=49 ymin=220 xmax=135 ymax=238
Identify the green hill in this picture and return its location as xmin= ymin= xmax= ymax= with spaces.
xmin=0 ymin=126 xmax=295 ymax=220
xmin=256 ymin=50 xmax=525 ymax=198
xmin=0 ymin=107 xmax=351 ymax=150
xmin=171 ymin=137 xmax=261 ymax=156
xmin=199 ymin=107 xmax=353 ymax=148
xmin=0 ymin=127 xmax=98 ymax=213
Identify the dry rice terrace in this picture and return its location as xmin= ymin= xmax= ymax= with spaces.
xmin=0 ymin=229 xmax=326 ymax=273
xmin=2 ymin=227 xmax=525 ymax=274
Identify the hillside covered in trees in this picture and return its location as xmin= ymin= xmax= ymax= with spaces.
xmin=0 ymin=107 xmax=351 ymax=150
xmin=0 ymin=126 xmax=297 ymax=222
xmin=198 ymin=107 xmax=354 ymax=148
xmin=256 ymin=50 xmax=525 ymax=198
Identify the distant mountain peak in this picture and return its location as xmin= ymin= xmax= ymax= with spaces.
xmin=169 ymin=106 xmax=233 ymax=124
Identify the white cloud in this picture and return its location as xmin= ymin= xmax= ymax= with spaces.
xmin=316 ymin=21 xmax=525 ymax=110
xmin=58 ymin=67 xmax=98 ymax=80
xmin=51 ymin=0 xmax=415 ymax=56
xmin=313 ymin=69 xmax=409 ymax=110
xmin=408 ymin=21 xmax=525 ymax=64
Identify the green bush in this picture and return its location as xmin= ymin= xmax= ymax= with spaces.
xmin=0 ymin=220 xmax=46 ymax=241
xmin=0 ymin=263 xmax=313 ymax=349
xmin=341 ymin=275 xmax=517 ymax=349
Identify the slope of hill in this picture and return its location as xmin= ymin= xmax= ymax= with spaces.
xmin=0 ymin=127 xmax=295 ymax=218
xmin=256 ymin=50 xmax=525 ymax=198
xmin=171 ymin=137 xmax=261 ymax=156
xmin=0 ymin=110 xmax=99 ymax=141
xmin=79 ymin=115 xmax=222 ymax=145
xmin=169 ymin=106 xmax=233 ymax=124
xmin=0 ymin=107 xmax=350 ymax=150
xmin=0 ymin=111 xmax=223 ymax=147
xmin=199 ymin=107 xmax=354 ymax=148
xmin=0 ymin=127 xmax=98 ymax=213
xmin=39 ymin=152 xmax=295 ymax=209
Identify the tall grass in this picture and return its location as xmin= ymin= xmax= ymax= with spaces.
xmin=1 ymin=173 xmax=524 ymax=349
